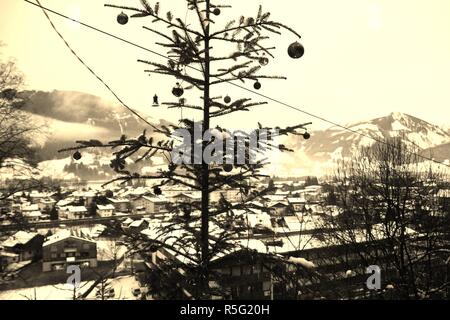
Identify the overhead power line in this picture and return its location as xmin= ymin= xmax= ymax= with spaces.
xmin=32 ymin=0 xmax=156 ymax=129
xmin=25 ymin=0 xmax=450 ymax=169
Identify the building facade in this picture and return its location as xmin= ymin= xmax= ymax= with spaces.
xmin=42 ymin=233 xmax=97 ymax=272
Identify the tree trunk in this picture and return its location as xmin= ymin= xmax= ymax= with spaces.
xmin=200 ymin=0 xmax=211 ymax=298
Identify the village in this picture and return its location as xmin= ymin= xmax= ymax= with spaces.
xmin=1 ymin=177 xmax=449 ymax=300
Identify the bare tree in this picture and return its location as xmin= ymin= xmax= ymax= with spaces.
xmin=320 ymin=137 xmax=450 ymax=299
xmin=0 ymin=45 xmax=41 ymax=200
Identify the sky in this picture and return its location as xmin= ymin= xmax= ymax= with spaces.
xmin=0 ymin=0 xmax=449 ymax=131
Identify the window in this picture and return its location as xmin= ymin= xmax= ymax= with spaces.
xmin=231 ymin=266 xmax=240 ymax=276
xmin=52 ymin=264 xmax=64 ymax=271
xmin=51 ymin=246 xmax=57 ymax=252
xmin=83 ymin=244 xmax=90 ymax=250
xmin=262 ymin=281 xmax=271 ymax=291
xmin=51 ymin=253 xmax=57 ymax=259
xmin=242 ymin=266 xmax=251 ymax=275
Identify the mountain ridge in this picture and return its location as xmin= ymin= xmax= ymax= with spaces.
xmin=9 ymin=90 xmax=450 ymax=178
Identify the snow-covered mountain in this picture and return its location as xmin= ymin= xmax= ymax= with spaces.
xmin=6 ymin=89 xmax=449 ymax=180
xmin=273 ymin=112 xmax=450 ymax=177
xmin=19 ymin=90 xmax=170 ymax=161
xmin=295 ymin=112 xmax=450 ymax=160
xmin=0 ymin=90 xmax=171 ymax=181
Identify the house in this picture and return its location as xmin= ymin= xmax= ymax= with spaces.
xmin=210 ymin=189 xmax=242 ymax=203
xmin=303 ymin=185 xmax=323 ymax=203
xmin=72 ymin=190 xmax=97 ymax=207
xmin=437 ymin=189 xmax=450 ymax=211
xmin=0 ymin=251 xmax=20 ymax=272
xmin=1 ymin=231 xmax=44 ymax=262
xmin=96 ymin=204 xmax=115 ymax=217
xmin=128 ymin=219 xmax=150 ymax=233
xmin=29 ymin=191 xmax=51 ymax=204
xmin=123 ymin=187 xmax=152 ymax=199
xmin=246 ymin=212 xmax=273 ymax=232
xmin=288 ymin=197 xmax=306 ymax=212
xmin=268 ymin=201 xmax=290 ymax=216
xmin=22 ymin=210 xmax=43 ymax=222
xmin=21 ymin=203 xmax=39 ymax=215
xmin=63 ymin=206 xmax=89 ymax=220
xmin=133 ymin=196 xmax=167 ymax=214
xmin=141 ymin=225 xmax=276 ymax=300
xmin=170 ymin=192 xmax=201 ymax=204
xmin=38 ymin=198 xmax=56 ymax=213
xmin=42 ymin=231 xmax=97 ymax=272
xmin=209 ymin=250 xmax=274 ymax=299
xmin=121 ymin=217 xmax=134 ymax=229
xmin=107 ymin=198 xmax=131 ymax=213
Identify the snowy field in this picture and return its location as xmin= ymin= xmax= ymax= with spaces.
xmin=0 ymin=275 xmax=140 ymax=300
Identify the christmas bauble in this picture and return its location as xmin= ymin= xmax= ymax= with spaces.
xmin=303 ymin=132 xmax=311 ymax=140
xmin=117 ymin=12 xmax=129 ymax=25
xmin=224 ymin=95 xmax=231 ymax=104
xmin=223 ymin=164 xmax=233 ymax=172
xmin=213 ymin=8 xmax=221 ymax=16
xmin=253 ymin=81 xmax=262 ymax=90
xmin=73 ymin=151 xmax=82 ymax=160
xmin=288 ymin=41 xmax=304 ymax=59
xmin=259 ymin=57 xmax=269 ymax=66
xmin=172 ymin=84 xmax=184 ymax=97
xmin=153 ymin=186 xmax=162 ymax=195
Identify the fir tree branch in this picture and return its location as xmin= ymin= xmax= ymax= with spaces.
xmin=104 ymin=3 xmax=204 ymax=38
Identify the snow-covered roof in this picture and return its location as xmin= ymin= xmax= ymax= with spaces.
xmin=287 ymin=256 xmax=316 ymax=269
xmin=56 ymin=198 xmax=75 ymax=207
xmin=30 ymin=191 xmax=55 ymax=198
xmin=268 ymin=201 xmax=288 ymax=208
xmin=68 ymin=206 xmax=87 ymax=213
xmin=107 ymin=198 xmax=130 ymax=203
xmin=40 ymin=198 xmax=56 ymax=204
xmin=79 ymin=225 xmax=107 ymax=238
xmin=129 ymin=219 xmax=147 ymax=228
xmin=43 ymin=230 xmax=95 ymax=247
xmin=287 ymin=197 xmax=306 ymax=204
xmin=2 ymin=231 xmax=38 ymax=247
xmin=263 ymin=195 xmax=286 ymax=202
xmin=122 ymin=218 xmax=134 ymax=225
xmin=0 ymin=251 xmax=19 ymax=258
xmin=142 ymin=196 xmax=167 ymax=203
xmin=246 ymin=212 xmax=272 ymax=229
xmin=171 ymin=192 xmax=201 ymax=200
xmin=23 ymin=211 xmax=42 ymax=217
xmin=122 ymin=187 xmax=152 ymax=198
xmin=97 ymin=204 xmax=115 ymax=211
xmin=72 ymin=190 xmax=97 ymax=198
xmin=304 ymin=185 xmax=322 ymax=191
xmin=21 ymin=204 xmax=39 ymax=212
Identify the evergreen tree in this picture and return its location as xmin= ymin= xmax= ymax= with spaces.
xmin=62 ymin=0 xmax=310 ymax=299
xmin=49 ymin=205 xmax=58 ymax=220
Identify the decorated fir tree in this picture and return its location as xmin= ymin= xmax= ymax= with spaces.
xmin=64 ymin=0 xmax=312 ymax=299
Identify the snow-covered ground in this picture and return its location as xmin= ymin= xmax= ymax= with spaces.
xmin=0 ymin=275 xmax=140 ymax=300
